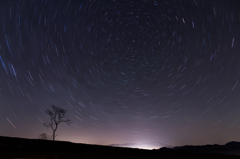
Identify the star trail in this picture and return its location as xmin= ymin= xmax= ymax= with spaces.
xmin=1 ymin=0 xmax=240 ymax=149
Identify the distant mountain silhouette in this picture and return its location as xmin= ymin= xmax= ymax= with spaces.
xmin=166 ymin=141 xmax=240 ymax=156
xmin=1 ymin=136 xmax=240 ymax=159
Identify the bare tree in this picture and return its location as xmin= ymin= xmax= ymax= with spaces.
xmin=43 ymin=105 xmax=72 ymax=141
xmin=38 ymin=133 xmax=51 ymax=140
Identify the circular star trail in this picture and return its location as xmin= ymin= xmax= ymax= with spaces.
xmin=0 ymin=0 xmax=240 ymax=148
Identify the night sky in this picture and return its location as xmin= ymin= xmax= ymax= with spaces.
xmin=1 ymin=0 xmax=240 ymax=149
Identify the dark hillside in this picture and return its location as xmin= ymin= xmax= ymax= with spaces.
xmin=1 ymin=136 xmax=240 ymax=159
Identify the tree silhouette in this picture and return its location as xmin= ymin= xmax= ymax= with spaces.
xmin=43 ymin=105 xmax=72 ymax=141
xmin=38 ymin=133 xmax=51 ymax=140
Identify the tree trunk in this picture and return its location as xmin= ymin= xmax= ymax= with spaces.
xmin=53 ymin=130 xmax=56 ymax=141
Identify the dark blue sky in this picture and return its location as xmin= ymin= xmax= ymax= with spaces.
xmin=0 ymin=0 xmax=240 ymax=149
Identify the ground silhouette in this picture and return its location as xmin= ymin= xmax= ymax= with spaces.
xmin=1 ymin=136 xmax=240 ymax=159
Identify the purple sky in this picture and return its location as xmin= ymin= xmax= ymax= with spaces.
xmin=1 ymin=0 xmax=240 ymax=149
